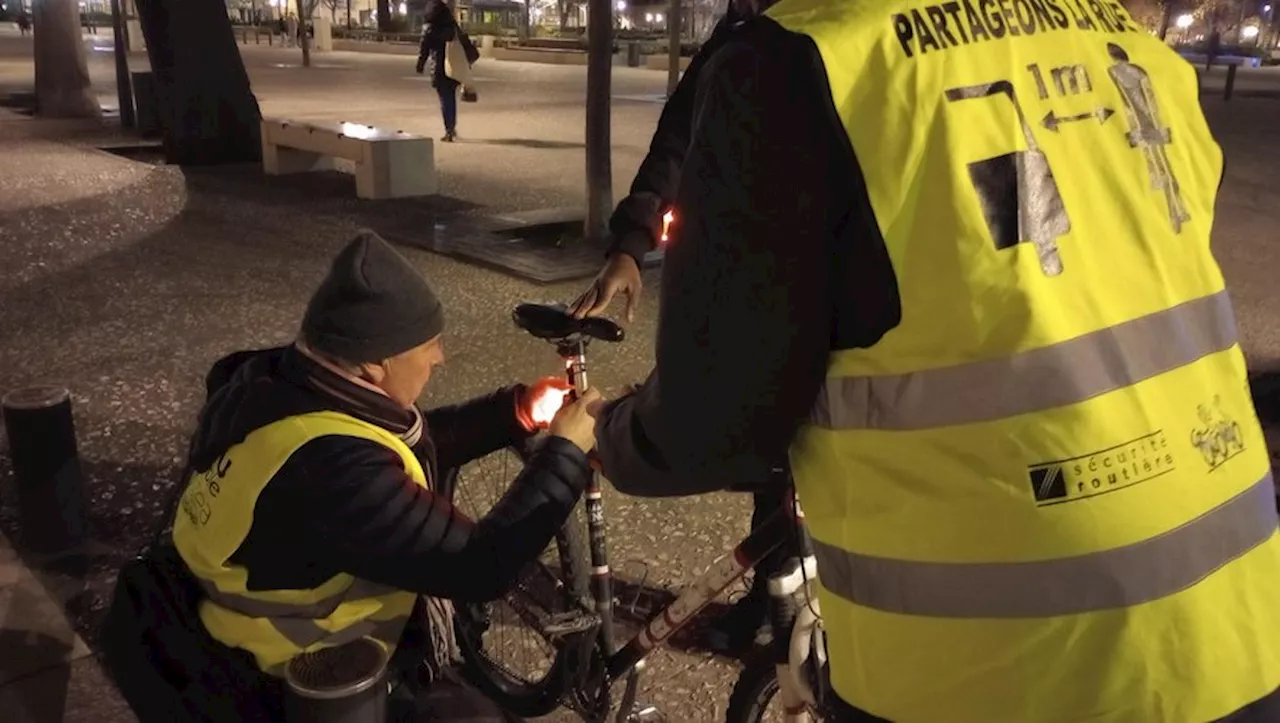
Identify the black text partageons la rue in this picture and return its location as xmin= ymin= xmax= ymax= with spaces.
xmin=893 ymin=0 xmax=1143 ymax=59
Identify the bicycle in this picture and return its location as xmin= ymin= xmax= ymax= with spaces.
xmin=446 ymin=302 xmax=833 ymax=723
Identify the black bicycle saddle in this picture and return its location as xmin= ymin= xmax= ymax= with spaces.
xmin=513 ymin=303 xmax=625 ymax=343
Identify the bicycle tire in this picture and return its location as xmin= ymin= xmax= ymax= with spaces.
xmin=726 ymin=648 xmax=833 ymax=723
xmin=451 ymin=441 xmax=593 ymax=718
xmin=725 ymin=650 xmax=782 ymax=723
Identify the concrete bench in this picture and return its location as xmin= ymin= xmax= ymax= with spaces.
xmin=260 ymin=118 xmax=437 ymax=199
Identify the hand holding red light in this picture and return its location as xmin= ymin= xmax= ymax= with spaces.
xmin=518 ymin=377 xmax=573 ymax=431
xmin=531 ymin=385 xmax=571 ymax=427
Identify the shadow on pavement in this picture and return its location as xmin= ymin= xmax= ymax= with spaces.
xmin=0 ymin=450 xmax=183 ymax=648
xmin=458 ymin=138 xmax=585 ymax=151
xmin=609 ymin=575 xmax=752 ymax=662
xmin=0 ymin=630 xmax=74 ymax=720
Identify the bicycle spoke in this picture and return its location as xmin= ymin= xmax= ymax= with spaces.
xmin=453 ymin=446 xmax=565 ymax=687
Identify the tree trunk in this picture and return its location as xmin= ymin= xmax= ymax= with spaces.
xmin=1157 ymin=0 xmax=1173 ymax=40
xmin=376 ymin=0 xmax=391 ymax=31
xmin=109 ymin=0 xmax=135 ymax=128
xmin=583 ymin=0 xmax=612 ymax=241
xmin=666 ymin=0 xmax=681 ymax=96
xmin=33 ymin=0 xmax=101 ymax=118
xmin=135 ymin=0 xmax=263 ymax=165
xmin=297 ymin=0 xmax=312 ymax=66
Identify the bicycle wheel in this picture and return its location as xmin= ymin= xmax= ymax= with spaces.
xmin=450 ymin=438 xmax=592 ymax=718
xmin=726 ymin=651 xmax=784 ymax=723
xmin=725 ymin=649 xmax=829 ymax=723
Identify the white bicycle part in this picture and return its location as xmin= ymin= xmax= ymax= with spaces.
xmin=786 ymin=586 xmax=825 ymax=710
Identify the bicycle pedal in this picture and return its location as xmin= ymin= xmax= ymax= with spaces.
xmin=544 ymin=610 xmax=600 ymax=637
xmin=625 ymin=703 xmax=666 ymax=722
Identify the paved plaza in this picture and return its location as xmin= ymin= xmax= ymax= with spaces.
xmin=1 ymin=25 xmax=1279 ymax=723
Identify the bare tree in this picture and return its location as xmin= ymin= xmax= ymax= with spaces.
xmin=1120 ymin=0 xmax=1167 ymax=31
xmin=295 ymin=0 xmax=319 ymax=66
xmin=689 ymin=0 xmax=723 ymax=39
xmin=320 ymin=0 xmax=344 ymax=22
xmin=557 ymin=0 xmax=582 ymax=30
xmin=135 ymin=0 xmax=262 ymax=164
xmin=377 ymin=0 xmax=392 ymax=30
xmin=518 ymin=0 xmax=555 ymax=37
xmin=33 ymin=0 xmax=100 ymax=117
xmin=584 ymin=0 xmax=612 ymax=240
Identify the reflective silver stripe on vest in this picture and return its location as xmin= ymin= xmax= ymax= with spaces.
xmin=199 ymin=577 xmax=406 ymax=648
xmin=814 ymin=472 xmax=1278 ymax=618
xmin=811 ymin=291 xmax=1238 ymax=430
xmin=272 ymin=615 xmax=409 ymax=649
xmin=199 ymin=577 xmax=398 ymax=619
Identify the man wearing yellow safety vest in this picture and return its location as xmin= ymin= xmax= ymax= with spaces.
xmin=592 ymin=0 xmax=1280 ymax=720
xmin=172 ymin=231 xmax=602 ymax=719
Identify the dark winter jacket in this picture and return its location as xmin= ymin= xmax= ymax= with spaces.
xmin=606 ymin=3 xmax=742 ymax=264
xmin=417 ymin=13 xmax=459 ymax=88
xmin=190 ymin=345 xmax=591 ymax=602
xmin=595 ymin=17 xmax=900 ymax=495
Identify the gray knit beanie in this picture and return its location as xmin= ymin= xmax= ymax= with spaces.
xmin=301 ymin=231 xmax=445 ymax=363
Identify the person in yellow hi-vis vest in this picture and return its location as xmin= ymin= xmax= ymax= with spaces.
xmin=592 ymin=0 xmax=1280 ymax=720
xmin=171 ymin=230 xmax=602 ymax=720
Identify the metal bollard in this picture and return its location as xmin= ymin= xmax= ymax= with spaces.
xmin=2 ymin=387 xmax=87 ymax=554
xmin=1225 ymin=63 xmax=1237 ymax=101
xmin=284 ymin=637 xmax=390 ymax=723
xmin=626 ymin=41 xmax=640 ymax=68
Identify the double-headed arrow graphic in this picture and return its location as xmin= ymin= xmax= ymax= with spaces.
xmin=1042 ymin=107 xmax=1115 ymax=132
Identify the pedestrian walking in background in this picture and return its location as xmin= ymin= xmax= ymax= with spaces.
xmin=417 ymin=0 xmax=479 ymax=143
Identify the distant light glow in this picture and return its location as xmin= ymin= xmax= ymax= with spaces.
xmin=655 ymin=12 xmax=664 ymax=22
xmin=615 ymin=0 xmax=626 ymax=9
xmin=398 ymin=1 xmax=406 ymax=13
xmin=1176 ymin=13 xmax=1194 ymax=28
xmin=340 ymin=122 xmax=383 ymax=140
xmin=1243 ymin=24 xmax=1260 ymax=38
xmin=644 ymin=12 xmax=653 ymax=21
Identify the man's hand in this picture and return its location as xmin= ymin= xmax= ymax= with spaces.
xmin=516 ymin=377 xmax=573 ymax=432
xmin=570 ymin=252 xmax=643 ymax=323
xmin=550 ymin=387 xmax=604 ymax=453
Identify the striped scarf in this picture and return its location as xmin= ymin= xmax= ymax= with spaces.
xmin=292 ymin=342 xmax=460 ymax=680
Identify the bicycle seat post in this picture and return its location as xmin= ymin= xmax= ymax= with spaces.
xmin=558 ymin=338 xmax=590 ymax=396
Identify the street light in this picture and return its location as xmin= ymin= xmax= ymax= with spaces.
xmin=1176 ymin=13 xmax=1194 ymax=28
xmin=1243 ymin=24 xmax=1260 ymax=38
xmin=655 ymin=12 xmax=663 ymax=22
xmin=645 ymin=12 xmax=653 ymax=21
xmin=616 ymin=0 xmax=625 ymax=9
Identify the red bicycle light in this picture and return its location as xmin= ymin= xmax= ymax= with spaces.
xmin=530 ymin=385 xmax=570 ymax=426
xmin=660 ymin=209 xmax=676 ymax=246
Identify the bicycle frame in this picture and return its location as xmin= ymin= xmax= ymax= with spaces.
xmin=556 ymin=340 xmax=824 ymax=723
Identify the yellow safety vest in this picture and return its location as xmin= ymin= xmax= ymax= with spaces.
xmin=765 ymin=1 xmax=1280 ymax=720
xmin=172 ymin=411 xmax=423 ymax=676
